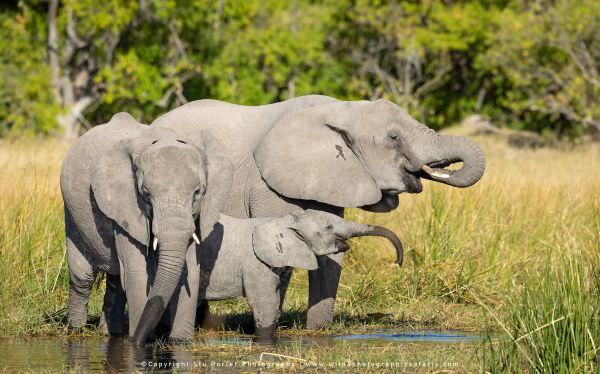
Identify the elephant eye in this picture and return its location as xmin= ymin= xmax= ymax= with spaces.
xmin=325 ymin=224 xmax=333 ymax=230
xmin=387 ymin=129 xmax=400 ymax=141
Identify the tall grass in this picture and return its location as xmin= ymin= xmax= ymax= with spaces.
xmin=0 ymin=140 xmax=103 ymax=335
xmin=485 ymin=258 xmax=600 ymax=372
xmin=0 ymin=132 xmax=599 ymax=370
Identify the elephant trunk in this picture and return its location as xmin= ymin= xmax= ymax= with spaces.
xmin=345 ymin=222 xmax=404 ymax=266
xmin=133 ymin=205 xmax=194 ymax=345
xmin=415 ymin=132 xmax=486 ymax=188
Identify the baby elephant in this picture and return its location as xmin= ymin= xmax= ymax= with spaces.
xmin=189 ymin=210 xmax=403 ymax=339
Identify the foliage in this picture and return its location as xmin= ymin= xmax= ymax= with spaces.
xmin=330 ymin=0 xmax=498 ymax=129
xmin=198 ymin=0 xmax=346 ymax=104
xmin=0 ymin=0 xmax=599 ymax=137
xmin=484 ymin=259 xmax=600 ymax=372
xmin=0 ymin=5 xmax=61 ymax=136
xmin=485 ymin=0 xmax=600 ymax=137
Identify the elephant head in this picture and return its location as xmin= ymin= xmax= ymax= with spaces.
xmin=254 ymin=99 xmax=485 ymax=212
xmin=252 ymin=210 xmax=403 ymax=270
xmin=91 ymin=113 xmax=232 ymax=344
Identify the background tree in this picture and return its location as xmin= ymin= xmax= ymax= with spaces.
xmin=485 ymin=0 xmax=600 ymax=136
xmin=0 ymin=0 xmax=598 ymax=139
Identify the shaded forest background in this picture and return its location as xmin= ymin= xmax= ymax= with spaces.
xmin=1 ymin=0 xmax=598 ymax=139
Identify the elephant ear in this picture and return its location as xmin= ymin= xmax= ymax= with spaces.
xmin=252 ymin=215 xmax=318 ymax=270
xmin=254 ymin=103 xmax=381 ymax=207
xmin=91 ymin=113 xmax=149 ymax=247
xmin=198 ymin=130 xmax=233 ymax=240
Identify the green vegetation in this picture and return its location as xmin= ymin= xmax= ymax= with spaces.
xmin=485 ymin=259 xmax=600 ymax=372
xmin=1 ymin=131 xmax=598 ymax=370
xmin=1 ymin=0 xmax=599 ymax=138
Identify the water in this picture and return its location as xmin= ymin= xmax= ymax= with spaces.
xmin=336 ymin=330 xmax=482 ymax=343
xmin=0 ymin=330 xmax=482 ymax=372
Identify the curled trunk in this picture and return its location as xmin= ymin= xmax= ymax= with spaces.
xmin=414 ymin=132 xmax=486 ymax=188
xmin=345 ymin=222 xmax=404 ymax=266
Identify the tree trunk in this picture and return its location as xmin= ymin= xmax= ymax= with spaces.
xmin=48 ymin=0 xmax=95 ymax=140
xmin=48 ymin=0 xmax=60 ymax=97
xmin=57 ymin=97 xmax=94 ymax=140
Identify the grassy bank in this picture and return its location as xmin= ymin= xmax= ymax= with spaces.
xmin=0 ymin=132 xmax=598 ymax=370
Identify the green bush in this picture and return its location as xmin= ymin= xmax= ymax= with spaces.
xmin=1 ymin=0 xmax=598 ymax=137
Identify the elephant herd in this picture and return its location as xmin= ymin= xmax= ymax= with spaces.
xmin=60 ymin=95 xmax=485 ymax=344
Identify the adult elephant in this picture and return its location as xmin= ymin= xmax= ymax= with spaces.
xmin=61 ymin=113 xmax=232 ymax=343
xmin=152 ymin=95 xmax=485 ymax=329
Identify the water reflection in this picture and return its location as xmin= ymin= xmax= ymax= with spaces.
xmin=67 ymin=338 xmax=147 ymax=373
xmin=66 ymin=337 xmax=204 ymax=373
xmin=0 ymin=330 xmax=483 ymax=372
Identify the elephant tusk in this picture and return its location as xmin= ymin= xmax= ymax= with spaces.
xmin=421 ymin=164 xmax=450 ymax=179
xmin=153 ymin=237 xmax=158 ymax=251
xmin=192 ymin=232 xmax=200 ymax=245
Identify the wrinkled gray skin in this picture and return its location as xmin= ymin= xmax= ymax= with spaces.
xmin=185 ymin=210 xmax=403 ymax=339
xmin=152 ymin=95 xmax=485 ymax=329
xmin=60 ymin=112 xmax=232 ymax=344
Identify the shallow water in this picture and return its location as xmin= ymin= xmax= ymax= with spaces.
xmin=0 ymin=330 xmax=482 ymax=372
xmin=336 ymin=330 xmax=482 ymax=343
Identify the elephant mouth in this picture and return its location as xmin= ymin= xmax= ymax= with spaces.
xmin=335 ymin=240 xmax=350 ymax=252
xmin=416 ymin=159 xmax=459 ymax=181
xmin=360 ymin=191 xmax=399 ymax=212
xmin=401 ymin=173 xmax=423 ymax=194
xmin=399 ymin=159 xmax=461 ymax=194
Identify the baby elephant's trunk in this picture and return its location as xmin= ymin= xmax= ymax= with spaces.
xmin=349 ymin=224 xmax=404 ymax=266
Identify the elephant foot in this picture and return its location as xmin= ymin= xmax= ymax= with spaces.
xmin=167 ymin=327 xmax=195 ymax=343
xmin=254 ymin=325 xmax=276 ymax=343
xmin=129 ymin=328 xmax=157 ymax=345
xmin=166 ymin=337 xmax=193 ymax=345
xmin=67 ymin=325 xmax=85 ymax=334
xmin=127 ymin=336 xmax=152 ymax=346
xmin=306 ymin=298 xmax=335 ymax=329
xmin=98 ymin=314 xmax=125 ymax=336
xmin=98 ymin=315 xmax=109 ymax=335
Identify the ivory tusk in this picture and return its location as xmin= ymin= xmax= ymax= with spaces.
xmin=421 ymin=164 xmax=450 ymax=179
xmin=192 ymin=233 xmax=200 ymax=245
xmin=153 ymin=237 xmax=158 ymax=251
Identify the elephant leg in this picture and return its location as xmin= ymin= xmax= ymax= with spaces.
xmin=246 ymin=278 xmax=281 ymax=340
xmin=306 ymin=252 xmax=345 ymax=329
xmin=278 ymin=268 xmax=293 ymax=311
xmin=115 ymin=229 xmax=152 ymax=338
xmin=66 ymin=236 xmax=97 ymax=329
xmin=99 ymin=273 xmax=126 ymax=336
xmin=167 ymin=245 xmax=199 ymax=341
xmin=194 ymin=300 xmax=209 ymax=328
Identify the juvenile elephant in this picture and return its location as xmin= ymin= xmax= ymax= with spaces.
xmin=185 ymin=210 xmax=403 ymax=339
xmin=60 ymin=112 xmax=232 ymax=344
xmin=152 ymin=96 xmax=486 ymax=329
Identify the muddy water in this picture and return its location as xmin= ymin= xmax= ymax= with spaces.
xmin=0 ymin=330 xmax=483 ymax=372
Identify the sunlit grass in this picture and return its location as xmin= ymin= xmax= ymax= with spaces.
xmin=0 ymin=132 xmax=598 ymax=369
xmin=485 ymin=258 xmax=600 ymax=372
